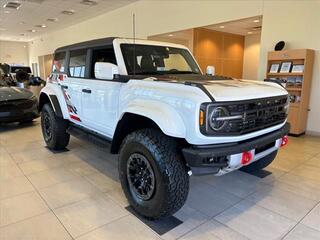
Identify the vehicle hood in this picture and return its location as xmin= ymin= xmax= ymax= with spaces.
xmin=0 ymin=87 xmax=34 ymax=101
xmin=145 ymin=74 xmax=288 ymax=101
xmin=202 ymin=79 xmax=288 ymax=101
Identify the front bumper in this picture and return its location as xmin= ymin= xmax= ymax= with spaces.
xmin=0 ymin=99 xmax=39 ymax=123
xmin=182 ymin=122 xmax=290 ymax=175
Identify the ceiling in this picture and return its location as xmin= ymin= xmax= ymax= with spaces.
xmin=0 ymin=0 xmax=137 ymax=42
xmin=203 ymin=16 xmax=263 ymax=36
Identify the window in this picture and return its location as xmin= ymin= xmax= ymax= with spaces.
xmin=69 ymin=49 xmax=87 ymax=78
xmin=52 ymin=52 xmax=66 ymax=73
xmin=120 ymin=44 xmax=201 ymax=76
xmin=91 ymin=48 xmax=117 ymax=78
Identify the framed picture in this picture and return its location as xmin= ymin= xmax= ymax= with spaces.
xmin=280 ymin=62 xmax=292 ymax=73
xmin=269 ymin=63 xmax=280 ymax=73
xmin=291 ymin=64 xmax=304 ymax=73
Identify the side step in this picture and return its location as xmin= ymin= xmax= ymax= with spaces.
xmin=67 ymin=124 xmax=112 ymax=148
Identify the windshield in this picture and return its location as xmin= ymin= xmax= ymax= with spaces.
xmin=121 ymin=44 xmax=201 ymax=75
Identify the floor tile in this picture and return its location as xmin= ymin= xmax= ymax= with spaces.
xmin=0 ymin=191 xmax=49 ymax=227
xmin=39 ymin=177 xmax=101 ymax=209
xmin=10 ymin=147 xmax=54 ymax=164
xmin=284 ymin=223 xmax=320 ymax=240
xmin=64 ymin=161 xmax=100 ymax=176
xmin=18 ymin=157 xmax=66 ymax=175
xmin=0 ymin=212 xmax=72 ymax=240
xmin=186 ymin=180 xmax=241 ymax=217
xmin=215 ymin=200 xmax=296 ymax=240
xmin=246 ymin=184 xmax=317 ymax=221
xmin=103 ymin=185 xmax=128 ymax=208
xmin=28 ymin=167 xmax=80 ymax=189
xmin=291 ymin=165 xmax=320 ymax=182
xmin=301 ymin=203 xmax=320 ymax=232
xmin=84 ymin=172 xmax=119 ymax=193
xmin=76 ymin=215 xmax=161 ymax=240
xmin=0 ymin=176 xmax=34 ymax=199
xmin=181 ymin=219 xmax=248 ymax=240
xmin=162 ymin=205 xmax=209 ymax=240
xmin=0 ymin=162 xmax=24 ymax=180
xmin=54 ymin=195 xmax=128 ymax=238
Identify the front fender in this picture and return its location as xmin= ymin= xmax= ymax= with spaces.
xmin=120 ymin=99 xmax=186 ymax=138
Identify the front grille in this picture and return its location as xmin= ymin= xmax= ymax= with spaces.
xmin=202 ymin=95 xmax=288 ymax=136
xmin=0 ymin=99 xmax=34 ymax=112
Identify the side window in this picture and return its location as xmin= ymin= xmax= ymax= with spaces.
xmin=52 ymin=52 xmax=66 ymax=73
xmin=69 ymin=49 xmax=87 ymax=78
xmin=91 ymin=48 xmax=117 ymax=78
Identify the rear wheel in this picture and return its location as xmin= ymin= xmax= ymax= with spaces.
xmin=119 ymin=129 xmax=189 ymax=219
xmin=241 ymin=150 xmax=278 ymax=173
xmin=41 ymin=103 xmax=70 ymax=150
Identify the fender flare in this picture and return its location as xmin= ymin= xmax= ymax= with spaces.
xmin=120 ymin=99 xmax=187 ymax=138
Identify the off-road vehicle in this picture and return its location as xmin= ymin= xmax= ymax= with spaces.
xmin=39 ymin=37 xmax=289 ymax=219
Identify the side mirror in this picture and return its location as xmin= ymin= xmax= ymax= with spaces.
xmin=95 ymin=62 xmax=119 ymax=80
xmin=206 ymin=65 xmax=215 ymax=76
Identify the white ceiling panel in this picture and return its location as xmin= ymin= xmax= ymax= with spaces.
xmin=0 ymin=0 xmax=137 ymax=41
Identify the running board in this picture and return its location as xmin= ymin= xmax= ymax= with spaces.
xmin=67 ymin=124 xmax=112 ymax=148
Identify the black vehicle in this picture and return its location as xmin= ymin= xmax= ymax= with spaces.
xmin=0 ymin=65 xmax=39 ymax=123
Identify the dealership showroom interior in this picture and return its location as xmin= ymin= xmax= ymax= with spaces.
xmin=1 ymin=0 xmax=320 ymax=239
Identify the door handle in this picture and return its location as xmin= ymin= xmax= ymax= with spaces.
xmin=82 ymin=89 xmax=92 ymax=94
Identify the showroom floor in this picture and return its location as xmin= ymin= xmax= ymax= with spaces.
xmin=1 ymin=120 xmax=320 ymax=240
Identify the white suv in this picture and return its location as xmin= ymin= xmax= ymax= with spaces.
xmin=39 ymin=37 xmax=290 ymax=219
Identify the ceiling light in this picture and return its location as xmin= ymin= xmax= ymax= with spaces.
xmin=61 ymin=10 xmax=75 ymax=15
xmin=47 ymin=18 xmax=58 ymax=22
xmin=19 ymin=21 xmax=26 ymax=25
xmin=80 ymin=0 xmax=97 ymax=6
xmin=35 ymin=24 xmax=47 ymax=28
xmin=219 ymin=26 xmax=225 ymax=29
xmin=247 ymin=31 xmax=253 ymax=34
xmin=4 ymin=10 xmax=10 ymax=14
xmin=253 ymin=19 xmax=260 ymax=23
xmin=28 ymin=29 xmax=37 ymax=33
xmin=3 ymin=1 xmax=22 ymax=10
xmin=168 ymin=34 xmax=173 ymax=37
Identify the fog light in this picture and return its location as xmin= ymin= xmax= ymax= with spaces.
xmin=281 ymin=135 xmax=289 ymax=147
xmin=241 ymin=151 xmax=253 ymax=165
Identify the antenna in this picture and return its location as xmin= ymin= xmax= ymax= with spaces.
xmin=133 ymin=13 xmax=136 ymax=76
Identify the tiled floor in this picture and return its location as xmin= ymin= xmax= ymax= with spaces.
xmin=1 ymin=120 xmax=320 ymax=240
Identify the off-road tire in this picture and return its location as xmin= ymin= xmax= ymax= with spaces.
xmin=41 ymin=103 xmax=70 ymax=150
xmin=241 ymin=150 xmax=278 ymax=173
xmin=119 ymin=129 xmax=189 ymax=219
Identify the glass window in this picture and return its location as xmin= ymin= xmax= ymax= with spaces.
xmin=52 ymin=52 xmax=66 ymax=73
xmin=120 ymin=44 xmax=201 ymax=76
xmin=91 ymin=48 xmax=117 ymax=78
xmin=69 ymin=49 xmax=87 ymax=78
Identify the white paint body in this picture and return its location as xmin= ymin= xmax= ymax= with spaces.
xmin=41 ymin=38 xmax=288 ymax=156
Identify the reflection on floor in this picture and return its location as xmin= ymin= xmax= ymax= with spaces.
xmin=1 ymin=119 xmax=320 ymax=240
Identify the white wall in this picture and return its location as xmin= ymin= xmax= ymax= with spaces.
xmin=243 ymin=33 xmax=261 ymax=80
xmin=0 ymin=40 xmax=29 ymax=66
xmin=27 ymin=0 xmax=320 ymax=134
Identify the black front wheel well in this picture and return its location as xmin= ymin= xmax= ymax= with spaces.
xmin=111 ymin=113 xmax=188 ymax=154
xmin=38 ymin=93 xmax=51 ymax=112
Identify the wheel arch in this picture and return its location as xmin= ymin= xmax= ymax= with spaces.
xmin=38 ymin=92 xmax=63 ymax=118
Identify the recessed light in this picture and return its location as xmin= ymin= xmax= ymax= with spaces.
xmin=219 ymin=26 xmax=225 ymax=29
xmin=80 ymin=0 xmax=97 ymax=6
xmin=168 ymin=34 xmax=173 ymax=37
xmin=61 ymin=10 xmax=75 ymax=15
xmin=35 ymin=24 xmax=47 ymax=28
xmin=19 ymin=21 xmax=26 ymax=25
xmin=253 ymin=19 xmax=260 ymax=23
xmin=47 ymin=18 xmax=58 ymax=22
xmin=28 ymin=29 xmax=37 ymax=33
xmin=3 ymin=2 xmax=21 ymax=10
xmin=247 ymin=31 xmax=253 ymax=34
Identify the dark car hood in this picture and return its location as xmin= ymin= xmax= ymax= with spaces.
xmin=0 ymin=87 xmax=33 ymax=101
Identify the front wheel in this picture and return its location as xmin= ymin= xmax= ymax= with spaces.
xmin=119 ymin=129 xmax=189 ymax=219
xmin=41 ymin=103 xmax=70 ymax=150
xmin=241 ymin=150 xmax=278 ymax=173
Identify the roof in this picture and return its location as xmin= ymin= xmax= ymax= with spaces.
xmin=55 ymin=37 xmax=117 ymax=52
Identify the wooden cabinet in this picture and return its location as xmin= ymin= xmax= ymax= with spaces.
xmin=266 ymin=49 xmax=315 ymax=135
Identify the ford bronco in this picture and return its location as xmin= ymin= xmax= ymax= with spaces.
xmin=39 ymin=37 xmax=290 ymax=219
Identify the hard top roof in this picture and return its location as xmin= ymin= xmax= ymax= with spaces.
xmin=55 ymin=37 xmax=117 ymax=52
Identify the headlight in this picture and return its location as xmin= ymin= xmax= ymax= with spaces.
xmin=209 ymin=106 xmax=230 ymax=131
xmin=284 ymin=95 xmax=290 ymax=114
